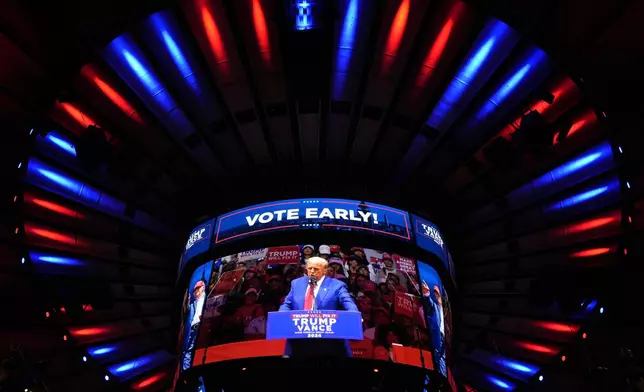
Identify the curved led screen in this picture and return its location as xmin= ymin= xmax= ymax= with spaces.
xmin=180 ymin=243 xmax=452 ymax=377
xmin=178 ymin=199 xmax=455 ymax=285
xmin=214 ymin=199 xmax=412 ymax=244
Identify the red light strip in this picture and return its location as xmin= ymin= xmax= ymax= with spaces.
xmin=570 ymin=247 xmax=612 ymax=258
xmin=381 ymin=0 xmax=410 ymax=76
xmin=132 ymin=371 xmax=167 ymax=390
xmin=252 ymin=0 xmax=272 ymax=65
xmin=31 ymin=198 xmax=83 ymax=218
xmin=415 ymin=2 xmax=465 ymax=87
xmin=201 ymin=1 xmax=231 ymax=77
xmin=515 ymin=341 xmax=558 ymax=354
xmin=82 ymin=66 xmax=144 ymax=125
xmin=69 ymin=326 xmax=111 ymax=337
xmin=498 ymin=77 xmax=578 ymax=139
xmin=26 ymin=226 xmax=78 ymax=246
xmin=566 ymin=214 xmax=619 ymax=234
xmin=567 ymin=110 xmax=598 ymax=138
xmin=57 ymin=101 xmax=97 ymax=128
xmin=54 ymin=100 xmax=118 ymax=144
xmin=532 ymin=321 xmax=579 ymax=333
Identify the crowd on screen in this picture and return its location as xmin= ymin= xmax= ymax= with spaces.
xmin=192 ymin=244 xmax=451 ymax=369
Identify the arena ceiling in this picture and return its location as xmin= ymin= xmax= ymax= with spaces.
xmin=1 ymin=0 xmax=643 ymax=391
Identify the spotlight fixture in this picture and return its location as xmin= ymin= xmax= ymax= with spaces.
xmin=104 ymin=375 xmax=110 ymax=381
xmin=561 ymin=355 xmax=566 ymax=362
xmin=582 ymin=333 xmax=587 ymax=339
xmin=538 ymin=375 xmax=544 ymax=382
xmin=82 ymin=356 xmax=87 ymax=362
xmin=600 ymin=307 xmax=604 ymax=314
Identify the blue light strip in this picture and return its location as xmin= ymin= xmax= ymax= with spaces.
xmin=585 ymin=299 xmax=598 ymax=312
xmin=497 ymin=358 xmax=538 ymax=375
xmin=29 ymin=250 xmax=85 ymax=267
xmin=529 ymin=142 xmax=613 ymax=191
xmin=107 ymin=350 xmax=173 ymax=381
xmin=333 ymin=0 xmax=360 ymax=98
xmin=550 ymin=142 xmax=613 ymax=181
xmin=474 ymin=47 xmax=550 ymax=121
xmin=549 ymin=186 xmax=609 ymax=211
xmin=26 ymin=158 xmax=127 ymax=216
xmin=545 ymin=177 xmax=620 ymax=212
xmin=88 ymin=345 xmax=117 ymax=356
xmin=487 ymin=375 xmax=515 ymax=390
xmin=26 ymin=158 xmax=103 ymax=203
xmin=45 ymin=132 xmax=77 ymax=157
xmin=148 ymin=12 xmax=202 ymax=96
xmin=426 ymin=19 xmax=518 ymax=131
xmin=337 ymin=0 xmax=359 ymax=72
xmin=110 ymin=356 xmax=152 ymax=374
xmin=105 ymin=35 xmax=177 ymax=113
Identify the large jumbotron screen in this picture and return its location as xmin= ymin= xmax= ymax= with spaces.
xmin=174 ymin=199 xmax=456 ymax=391
xmin=177 ymin=245 xmax=452 ymax=375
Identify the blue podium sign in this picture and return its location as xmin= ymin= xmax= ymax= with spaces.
xmin=266 ymin=311 xmax=364 ymax=340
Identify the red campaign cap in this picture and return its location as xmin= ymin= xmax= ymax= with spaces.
xmin=330 ymin=245 xmax=341 ymax=253
xmin=193 ymin=281 xmax=205 ymax=290
xmin=382 ymin=253 xmax=392 ymax=260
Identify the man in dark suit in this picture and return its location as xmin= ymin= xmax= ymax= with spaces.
xmin=421 ymin=280 xmax=447 ymax=376
xmin=182 ymin=280 xmax=205 ymax=370
xmin=279 ymin=256 xmax=358 ymax=357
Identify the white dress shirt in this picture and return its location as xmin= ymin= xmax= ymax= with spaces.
xmin=191 ymin=295 xmax=205 ymax=326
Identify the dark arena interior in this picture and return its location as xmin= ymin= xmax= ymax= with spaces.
xmin=1 ymin=0 xmax=644 ymax=391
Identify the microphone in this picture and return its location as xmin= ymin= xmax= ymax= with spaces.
xmin=309 ymin=275 xmax=316 ymax=286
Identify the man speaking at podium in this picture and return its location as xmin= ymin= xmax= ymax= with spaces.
xmin=279 ymin=257 xmax=358 ymax=358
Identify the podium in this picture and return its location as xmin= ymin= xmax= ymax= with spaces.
xmin=266 ymin=310 xmax=364 ymax=340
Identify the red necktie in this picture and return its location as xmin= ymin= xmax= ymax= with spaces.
xmin=304 ymin=283 xmax=315 ymax=310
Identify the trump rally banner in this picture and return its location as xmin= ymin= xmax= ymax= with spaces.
xmin=214 ymin=199 xmax=412 ymax=244
xmin=265 ymin=245 xmax=301 ymax=264
xmin=266 ymin=310 xmax=363 ymax=340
